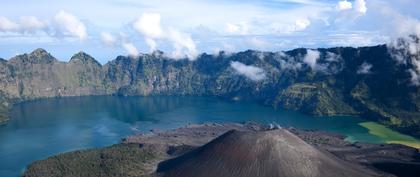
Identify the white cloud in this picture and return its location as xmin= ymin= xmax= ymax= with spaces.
xmin=336 ymin=0 xmax=366 ymax=14
xmin=167 ymin=28 xmax=198 ymax=59
xmin=133 ymin=13 xmax=198 ymax=60
xmin=226 ymin=22 xmax=249 ymax=35
xmin=326 ymin=52 xmax=340 ymax=62
xmin=0 ymin=16 xmax=45 ymax=33
xmin=145 ymin=38 xmax=157 ymax=52
xmin=409 ymin=69 xmax=420 ymax=86
xmin=133 ymin=13 xmax=163 ymax=39
xmin=0 ymin=17 xmax=20 ymax=32
xmin=357 ymin=62 xmax=373 ymax=74
xmin=230 ymin=61 xmax=266 ymax=81
xmin=19 ymin=16 xmax=46 ymax=31
xmin=354 ymin=0 xmax=367 ymax=14
xmin=336 ymin=0 xmax=352 ymax=11
xmin=54 ymin=10 xmax=87 ymax=40
xmin=274 ymin=52 xmax=303 ymax=70
xmin=303 ymin=49 xmax=320 ymax=69
xmin=294 ymin=18 xmax=311 ymax=31
xmin=122 ymin=42 xmax=138 ymax=56
xmin=383 ymin=1 xmax=420 ymax=86
xmin=334 ymin=0 xmax=367 ymax=22
xmin=100 ymin=32 xmax=117 ymax=46
xmin=388 ymin=36 xmax=420 ymax=85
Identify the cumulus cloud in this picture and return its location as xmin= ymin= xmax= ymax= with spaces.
xmin=133 ymin=13 xmax=197 ymax=59
xmin=302 ymin=49 xmax=344 ymax=73
xmin=275 ymin=52 xmax=302 ymax=70
xmin=54 ymin=10 xmax=87 ymax=40
xmin=122 ymin=42 xmax=139 ymax=56
xmin=336 ymin=0 xmax=367 ymax=14
xmin=0 ymin=16 xmax=46 ymax=33
xmin=334 ymin=0 xmax=367 ymax=22
xmin=226 ymin=22 xmax=249 ymax=35
xmin=388 ymin=36 xmax=420 ymax=85
xmin=167 ymin=28 xmax=198 ymax=59
xmin=325 ymin=52 xmax=340 ymax=62
xmin=133 ymin=13 xmax=163 ymax=39
xmin=145 ymin=38 xmax=157 ymax=52
xmin=357 ymin=62 xmax=373 ymax=74
xmin=409 ymin=69 xmax=420 ymax=86
xmin=294 ymin=18 xmax=311 ymax=31
xmin=230 ymin=61 xmax=266 ymax=81
xmin=19 ymin=16 xmax=46 ymax=32
xmin=303 ymin=49 xmax=320 ymax=69
xmin=378 ymin=3 xmax=420 ymax=38
xmin=100 ymin=32 xmax=117 ymax=46
xmin=336 ymin=0 xmax=352 ymax=11
xmin=0 ymin=12 xmax=88 ymax=41
xmin=0 ymin=17 xmax=20 ymax=32
xmin=381 ymin=0 xmax=420 ymax=85
xmin=354 ymin=0 xmax=367 ymax=14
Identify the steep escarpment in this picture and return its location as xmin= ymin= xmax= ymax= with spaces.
xmin=0 ymin=41 xmax=420 ymax=136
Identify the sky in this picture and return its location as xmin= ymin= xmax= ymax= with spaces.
xmin=0 ymin=0 xmax=419 ymax=63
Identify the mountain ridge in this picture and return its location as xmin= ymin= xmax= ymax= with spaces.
xmin=0 ymin=43 xmax=419 ymax=137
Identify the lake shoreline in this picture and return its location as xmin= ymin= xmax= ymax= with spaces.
xmin=23 ymin=122 xmax=420 ymax=177
xmin=2 ymin=95 xmax=420 ymax=177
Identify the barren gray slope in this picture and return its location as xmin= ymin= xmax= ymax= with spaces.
xmin=156 ymin=129 xmax=378 ymax=177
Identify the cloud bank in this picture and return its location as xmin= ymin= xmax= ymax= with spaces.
xmin=357 ymin=62 xmax=373 ymax=74
xmin=0 ymin=10 xmax=87 ymax=41
xmin=122 ymin=42 xmax=139 ymax=57
xmin=100 ymin=32 xmax=117 ymax=47
xmin=230 ymin=61 xmax=266 ymax=81
xmin=303 ymin=49 xmax=320 ymax=70
xmin=133 ymin=13 xmax=198 ymax=60
xmin=54 ymin=10 xmax=87 ymax=40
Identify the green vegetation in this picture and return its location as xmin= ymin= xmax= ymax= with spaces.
xmin=360 ymin=122 xmax=420 ymax=148
xmin=22 ymin=144 xmax=158 ymax=177
xmin=275 ymin=83 xmax=357 ymax=115
xmin=1 ymin=43 xmax=420 ymax=138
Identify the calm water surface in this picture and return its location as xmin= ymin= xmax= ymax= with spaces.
xmin=0 ymin=96 xmax=404 ymax=176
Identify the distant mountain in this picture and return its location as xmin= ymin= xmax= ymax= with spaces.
xmin=0 ymin=39 xmax=419 ymax=137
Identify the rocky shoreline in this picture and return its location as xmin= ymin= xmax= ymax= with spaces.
xmin=23 ymin=123 xmax=420 ymax=177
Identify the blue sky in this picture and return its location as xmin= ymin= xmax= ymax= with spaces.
xmin=0 ymin=0 xmax=419 ymax=63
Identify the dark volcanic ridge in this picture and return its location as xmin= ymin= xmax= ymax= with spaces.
xmin=23 ymin=123 xmax=420 ymax=177
xmin=155 ymin=129 xmax=375 ymax=177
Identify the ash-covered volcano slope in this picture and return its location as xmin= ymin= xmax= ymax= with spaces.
xmin=24 ymin=123 xmax=419 ymax=177
xmin=155 ymin=129 xmax=378 ymax=177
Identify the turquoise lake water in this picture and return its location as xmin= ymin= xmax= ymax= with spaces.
xmin=0 ymin=96 xmax=400 ymax=177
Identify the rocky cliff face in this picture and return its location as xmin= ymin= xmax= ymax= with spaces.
xmin=0 ymin=42 xmax=419 ymax=136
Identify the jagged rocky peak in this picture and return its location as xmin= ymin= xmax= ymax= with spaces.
xmin=10 ymin=48 xmax=56 ymax=64
xmin=69 ymin=51 xmax=101 ymax=66
xmin=30 ymin=48 xmax=48 ymax=56
xmin=152 ymin=50 xmax=164 ymax=56
xmin=0 ymin=58 xmax=6 ymax=63
xmin=30 ymin=48 xmax=56 ymax=62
